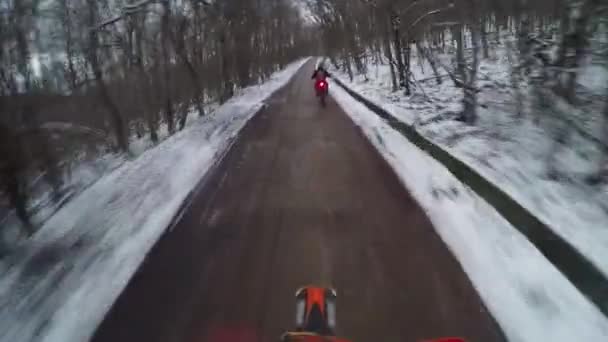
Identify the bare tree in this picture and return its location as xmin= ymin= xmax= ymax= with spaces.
xmin=479 ymin=14 xmax=490 ymax=58
xmin=159 ymin=0 xmax=175 ymax=134
xmin=383 ymin=21 xmax=398 ymax=91
xmin=594 ymin=85 xmax=608 ymax=183
xmin=558 ymin=0 xmax=601 ymax=104
xmin=56 ymin=0 xmax=80 ymax=92
xmin=460 ymin=1 xmax=481 ymax=124
xmin=85 ymin=0 xmax=129 ymax=152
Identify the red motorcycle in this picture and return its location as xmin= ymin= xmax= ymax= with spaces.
xmin=312 ymin=67 xmax=330 ymax=107
xmin=281 ymin=286 xmax=467 ymax=342
xmin=315 ymin=79 xmax=329 ymax=107
xmin=281 ymin=286 xmax=344 ymax=341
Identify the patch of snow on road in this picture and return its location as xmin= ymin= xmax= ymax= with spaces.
xmin=332 ymin=84 xmax=608 ymax=342
xmin=0 ymin=58 xmax=308 ymax=342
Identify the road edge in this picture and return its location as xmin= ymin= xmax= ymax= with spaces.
xmin=331 ymin=75 xmax=608 ymax=318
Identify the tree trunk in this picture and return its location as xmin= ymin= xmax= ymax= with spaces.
xmin=561 ymin=0 xmax=599 ymax=104
xmin=94 ymin=70 xmax=129 ymax=151
xmin=416 ymin=41 xmax=425 ymax=74
xmin=383 ymin=26 xmax=398 ymax=91
xmin=455 ymin=25 xmax=466 ymax=82
xmin=480 ymin=16 xmax=490 ymax=58
xmin=134 ymin=12 xmax=158 ymax=143
xmin=460 ymin=2 xmax=480 ymax=125
xmin=59 ymin=0 xmax=78 ymax=91
xmin=555 ymin=0 xmax=572 ymax=67
xmin=404 ymin=41 xmax=411 ymax=96
xmin=89 ymin=4 xmax=128 ymax=151
xmin=161 ymin=0 xmax=174 ymax=134
xmin=86 ymin=0 xmax=129 ymax=152
xmin=417 ymin=43 xmax=441 ymax=85
xmin=174 ymin=18 xmax=205 ymax=122
xmin=391 ymin=13 xmax=406 ymax=88
xmin=597 ymin=87 xmax=608 ymax=181
xmin=506 ymin=41 xmax=524 ymax=117
xmin=344 ymin=50 xmax=354 ymax=82
xmin=218 ymin=19 xmax=233 ymax=104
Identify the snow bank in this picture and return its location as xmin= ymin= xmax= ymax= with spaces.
xmin=331 ymin=85 xmax=608 ymax=342
xmin=0 ymin=58 xmax=308 ymax=342
xmin=330 ymin=53 xmax=608 ymax=280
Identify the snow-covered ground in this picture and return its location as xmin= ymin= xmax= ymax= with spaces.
xmin=329 ymin=49 xmax=608 ymax=278
xmin=0 ymin=58 xmax=308 ymax=342
xmin=331 ymin=84 xmax=608 ymax=342
xmin=1 ymin=105 xmax=219 ymax=249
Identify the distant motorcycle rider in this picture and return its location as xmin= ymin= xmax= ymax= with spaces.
xmin=311 ymin=64 xmax=331 ymax=81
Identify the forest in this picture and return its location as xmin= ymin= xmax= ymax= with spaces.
xmin=308 ymin=0 xmax=608 ymax=176
xmin=1 ymin=0 xmax=608 ymax=241
xmin=1 ymin=0 xmax=314 ymax=237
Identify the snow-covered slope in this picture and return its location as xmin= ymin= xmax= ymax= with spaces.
xmin=331 ymin=84 xmax=608 ymax=342
xmin=0 ymin=58 xmax=308 ymax=342
xmin=329 ymin=51 xmax=608 ymax=279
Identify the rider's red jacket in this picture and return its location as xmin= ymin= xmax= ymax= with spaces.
xmin=311 ymin=68 xmax=330 ymax=81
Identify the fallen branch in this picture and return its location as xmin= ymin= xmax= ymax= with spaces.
xmin=417 ymin=74 xmax=449 ymax=82
xmin=434 ymin=58 xmax=481 ymax=92
xmin=94 ymin=0 xmax=155 ymax=30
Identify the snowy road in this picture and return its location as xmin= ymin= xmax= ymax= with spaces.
xmin=92 ymin=61 xmax=504 ymax=342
